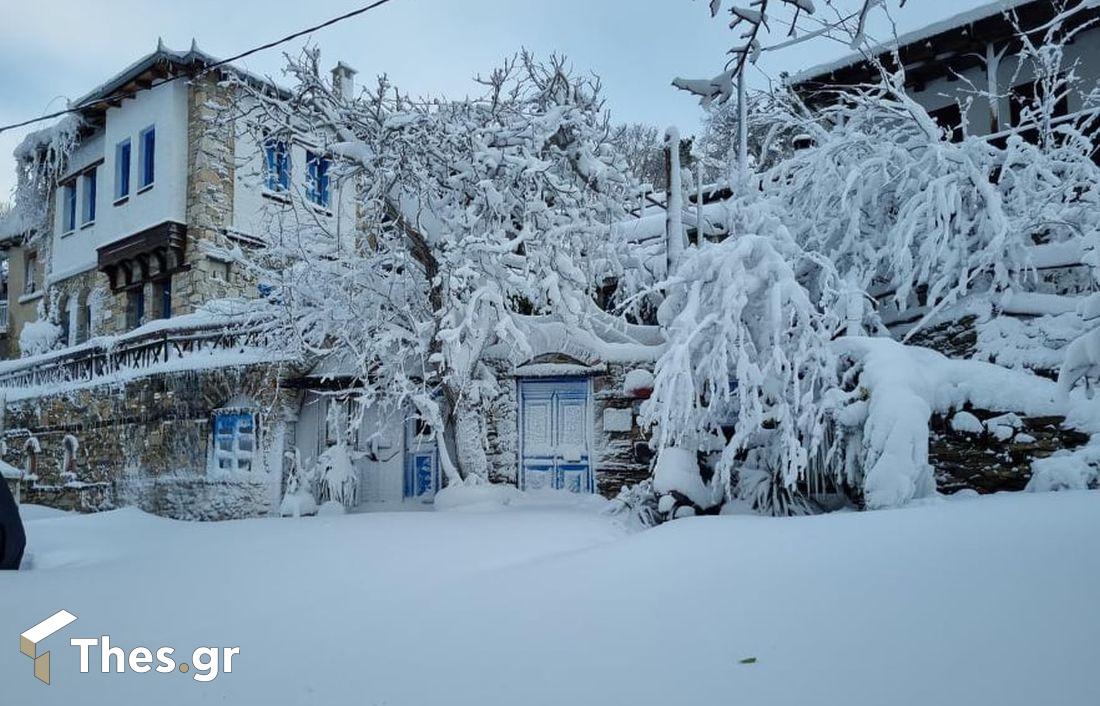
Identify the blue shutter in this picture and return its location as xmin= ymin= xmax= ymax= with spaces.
xmin=83 ymin=169 xmax=97 ymax=224
xmin=306 ymin=151 xmax=318 ymax=203
xmin=140 ymin=127 xmax=155 ymax=188
xmin=116 ymin=140 xmax=131 ymax=199
xmin=319 ymin=157 xmax=330 ymax=207
xmin=266 ymin=140 xmax=290 ymax=192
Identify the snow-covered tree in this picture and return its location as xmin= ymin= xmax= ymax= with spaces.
xmin=610 ymin=122 xmax=668 ymax=191
xmin=646 ymin=0 xmax=1100 ymax=515
xmin=1 ymin=115 xmax=82 ymax=241
xmin=642 ymin=195 xmax=852 ymax=515
xmin=674 ymin=0 xmax=900 ymax=105
xmin=232 ymin=51 xmax=635 ymax=486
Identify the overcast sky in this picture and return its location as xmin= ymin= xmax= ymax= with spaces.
xmin=0 ymin=0 xmax=1002 ymax=199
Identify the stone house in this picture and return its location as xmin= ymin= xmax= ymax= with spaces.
xmin=0 ymin=43 xmax=660 ymax=518
xmin=0 ymin=43 xmax=358 ymax=518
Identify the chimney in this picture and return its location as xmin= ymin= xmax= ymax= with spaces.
xmin=332 ymin=62 xmax=358 ymax=101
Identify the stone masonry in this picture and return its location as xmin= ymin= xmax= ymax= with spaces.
xmin=2 ymin=361 xmax=300 ymax=520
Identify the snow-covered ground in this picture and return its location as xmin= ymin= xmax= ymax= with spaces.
xmin=1 ymin=490 xmax=1098 ymax=705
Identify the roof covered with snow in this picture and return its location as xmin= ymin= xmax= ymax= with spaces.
xmin=790 ymin=0 xmax=1075 ymax=86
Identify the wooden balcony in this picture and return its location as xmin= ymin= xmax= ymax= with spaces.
xmin=0 ymin=318 xmax=273 ymax=390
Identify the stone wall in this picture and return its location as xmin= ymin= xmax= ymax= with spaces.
xmin=930 ymin=410 xmax=1089 ymax=494
xmin=593 ymin=362 xmax=653 ymax=497
xmin=1 ymin=362 xmax=297 ymax=520
xmin=174 ymin=74 xmax=256 ymax=314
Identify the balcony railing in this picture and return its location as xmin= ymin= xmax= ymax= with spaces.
xmin=0 ymin=318 xmax=272 ymax=390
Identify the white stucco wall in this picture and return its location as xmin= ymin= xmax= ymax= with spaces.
xmin=50 ymin=80 xmax=190 ymax=283
xmin=231 ymin=120 xmax=359 ymax=250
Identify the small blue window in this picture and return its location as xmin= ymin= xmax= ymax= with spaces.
xmin=82 ymin=169 xmax=97 ymax=224
xmin=213 ymin=411 xmax=257 ymax=472
xmin=264 ymin=138 xmax=290 ymax=192
xmin=139 ymin=126 xmax=155 ymax=189
xmin=306 ymin=151 xmax=331 ymax=207
xmin=63 ymin=181 xmax=77 ymax=232
xmin=116 ymin=139 xmax=131 ymax=200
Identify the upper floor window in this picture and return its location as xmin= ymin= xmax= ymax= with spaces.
xmin=264 ymin=138 xmax=290 ymax=193
xmin=23 ymin=253 xmax=37 ymax=296
xmin=127 ymin=287 xmax=145 ymax=329
xmin=62 ymin=181 xmax=77 ymax=232
xmin=306 ymin=151 xmax=331 ymax=208
xmin=115 ymin=139 xmax=132 ymax=201
xmin=154 ymin=277 xmax=172 ymax=320
xmin=139 ymin=126 xmax=156 ymax=190
xmin=81 ymin=168 xmax=97 ymax=225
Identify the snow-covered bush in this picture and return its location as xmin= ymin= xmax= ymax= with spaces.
xmin=642 ymin=197 xmax=849 ymax=516
xmin=312 ymin=443 xmax=359 ymax=510
xmin=605 ymin=480 xmax=662 ymax=528
xmin=279 ymin=448 xmax=318 ymax=518
xmin=19 ymin=316 xmax=62 ymax=358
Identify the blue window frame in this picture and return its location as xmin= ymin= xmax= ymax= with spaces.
xmin=127 ymin=288 xmax=144 ymax=329
xmin=306 ymin=151 xmax=331 ymax=207
xmin=155 ymin=278 xmax=172 ymax=319
xmin=82 ymin=169 xmax=97 ymax=224
xmin=264 ymin=138 xmax=290 ymax=192
xmin=139 ymin=126 xmax=155 ymax=189
xmin=115 ymin=139 xmax=131 ymax=200
xmin=213 ymin=411 xmax=257 ymax=473
xmin=63 ymin=181 xmax=77 ymax=232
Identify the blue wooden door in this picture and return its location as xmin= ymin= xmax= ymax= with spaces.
xmin=519 ymin=378 xmax=593 ymax=493
xmin=404 ymin=419 xmax=439 ymax=502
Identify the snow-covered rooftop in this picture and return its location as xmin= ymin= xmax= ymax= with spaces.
xmin=791 ymin=0 xmax=1042 ymax=85
xmin=70 ymin=38 xmax=286 ymax=110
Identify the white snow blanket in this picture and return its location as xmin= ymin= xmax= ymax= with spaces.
xmin=2 ymin=492 xmax=1098 ymax=704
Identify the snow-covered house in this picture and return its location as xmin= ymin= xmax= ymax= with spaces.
xmin=790 ymin=0 xmax=1100 ymax=146
xmin=0 ymin=43 xmax=361 ymax=518
xmin=0 ymin=43 xmax=666 ymax=518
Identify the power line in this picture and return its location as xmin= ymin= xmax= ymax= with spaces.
xmin=0 ymin=0 xmax=401 ymax=136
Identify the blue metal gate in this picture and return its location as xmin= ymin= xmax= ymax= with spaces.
xmin=519 ymin=378 xmax=593 ymax=493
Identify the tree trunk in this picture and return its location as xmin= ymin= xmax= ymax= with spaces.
xmin=453 ymin=403 xmax=490 ymax=483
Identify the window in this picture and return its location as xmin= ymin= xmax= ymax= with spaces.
xmin=139 ymin=126 xmax=156 ymax=190
xmin=23 ymin=253 xmax=37 ymax=296
xmin=306 ymin=151 xmax=331 ymax=207
xmin=213 ymin=411 xmax=257 ymax=473
xmin=126 ymin=288 xmax=145 ymax=329
xmin=62 ymin=181 xmax=77 ymax=232
xmin=264 ymin=138 xmax=290 ymax=192
xmin=82 ymin=169 xmax=97 ymax=225
xmin=58 ymin=296 xmax=71 ymax=346
xmin=115 ymin=139 xmax=131 ymax=201
xmin=154 ymin=277 xmax=172 ymax=319
xmin=77 ymin=297 xmax=93 ymax=344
